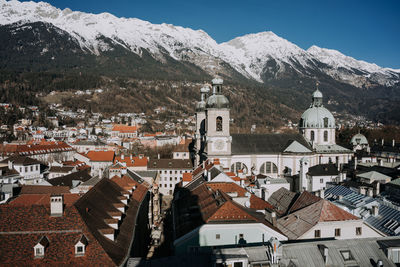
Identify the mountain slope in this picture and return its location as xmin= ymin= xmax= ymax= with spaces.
xmin=0 ymin=0 xmax=399 ymax=88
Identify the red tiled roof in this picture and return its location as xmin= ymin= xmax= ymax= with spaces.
xmin=207 ymin=182 xmax=247 ymax=197
xmin=225 ymin=172 xmax=236 ymax=177
xmin=9 ymin=194 xmax=81 ymax=207
xmin=182 ymin=173 xmax=192 ymax=182
xmin=112 ymin=124 xmax=138 ymax=133
xmin=319 ymin=200 xmax=359 ymax=221
xmin=288 ymin=191 xmax=321 ymax=214
xmin=0 ymin=141 xmax=73 ymax=157
xmin=110 ymin=175 xmax=139 ymax=189
xmin=86 ymin=151 xmax=115 ymax=162
xmin=20 ymin=185 xmax=70 ymax=195
xmin=249 ymin=194 xmax=274 ymax=210
xmin=0 ymin=194 xmax=115 ymax=265
xmin=114 ymin=155 xmax=148 ymax=167
xmin=207 ymin=199 xmax=258 ymax=222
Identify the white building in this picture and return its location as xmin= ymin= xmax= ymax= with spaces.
xmin=194 ymin=79 xmax=353 ymax=192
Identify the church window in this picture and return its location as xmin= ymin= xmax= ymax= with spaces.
xmin=230 ymin=162 xmax=248 ymax=175
xmin=324 ymin=117 xmax=329 ymax=128
xmin=216 ymin=116 xmax=223 ymax=132
xmin=259 ymin=162 xmax=278 ymax=174
xmin=324 ymin=130 xmax=328 ymax=142
xmin=310 ymin=131 xmax=315 ymax=141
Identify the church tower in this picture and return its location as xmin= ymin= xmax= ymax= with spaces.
xmin=205 ymin=78 xmax=231 ymax=159
xmin=194 ymin=86 xmax=210 ymax=166
xmin=299 ymin=87 xmax=336 ymax=146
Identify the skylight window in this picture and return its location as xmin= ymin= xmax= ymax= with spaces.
xmin=340 ymin=250 xmax=355 ymax=261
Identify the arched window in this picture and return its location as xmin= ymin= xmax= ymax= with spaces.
xmin=230 ymin=162 xmax=248 ymax=175
xmin=259 ymin=162 xmax=278 ymax=175
xmin=216 ymin=116 xmax=223 ymax=132
xmin=310 ymin=130 xmax=315 ymax=141
xmin=324 ymin=130 xmax=328 ymax=142
xmin=324 ymin=117 xmax=329 ymax=128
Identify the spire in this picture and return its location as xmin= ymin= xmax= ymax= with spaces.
xmin=311 ymin=81 xmax=323 ymax=107
xmin=211 ymin=78 xmax=223 ymax=95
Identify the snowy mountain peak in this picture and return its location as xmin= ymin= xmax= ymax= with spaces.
xmin=0 ymin=0 xmax=398 ymax=87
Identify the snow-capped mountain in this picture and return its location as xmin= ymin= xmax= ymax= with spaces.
xmin=0 ymin=0 xmax=399 ymax=88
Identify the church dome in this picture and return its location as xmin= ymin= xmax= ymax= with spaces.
xmin=300 ymin=107 xmax=335 ymax=128
xmin=350 ymin=133 xmax=368 ymax=146
xmin=299 ymin=89 xmax=335 ymax=128
xmin=206 ymin=94 xmax=229 ymax=109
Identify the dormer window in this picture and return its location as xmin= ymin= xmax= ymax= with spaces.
xmin=34 ymin=236 xmax=49 ymax=258
xmin=75 ymin=235 xmax=88 ymax=257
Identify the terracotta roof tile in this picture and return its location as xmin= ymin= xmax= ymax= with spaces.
xmin=182 ymin=173 xmax=192 ymax=182
xmin=20 ymin=185 xmax=70 ymax=195
xmin=86 ymin=151 xmax=115 ymax=162
xmin=288 ymin=191 xmax=321 ymax=214
xmin=112 ymin=124 xmax=138 ymax=133
xmin=114 ymin=155 xmax=148 ymax=167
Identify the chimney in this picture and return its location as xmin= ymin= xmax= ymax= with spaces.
xmin=50 ymin=195 xmax=63 ymax=216
xmin=208 ymin=171 xmax=211 ymax=182
xmin=121 ymin=167 xmax=127 ymax=175
xmin=338 ymin=195 xmax=343 ymax=201
xmin=157 ymin=153 xmax=160 ymax=160
xmin=139 ymin=154 xmax=144 ymax=159
xmin=121 ymin=154 xmax=125 ymax=160
xmin=375 ymin=182 xmax=380 ymax=195
xmin=320 ymin=189 xmax=325 ymax=199
xmin=130 ymin=154 xmax=133 ymax=160
xmin=382 ymin=139 xmax=384 ymax=146
xmin=367 ymin=188 xmax=373 ymax=197
xmin=8 ymin=160 xmax=12 ymax=170
xmin=393 ymin=139 xmax=396 ymax=147
xmin=372 ymin=205 xmax=379 ymax=216
xmin=359 ymin=187 xmax=366 ymax=195
xmin=377 ymin=260 xmax=383 ymax=267
xmin=271 ymin=211 xmax=277 ymax=227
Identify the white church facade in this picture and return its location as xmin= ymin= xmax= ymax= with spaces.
xmin=194 ymin=78 xmax=353 ymax=192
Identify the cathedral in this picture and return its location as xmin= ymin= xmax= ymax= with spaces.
xmin=194 ymin=78 xmax=353 ymax=191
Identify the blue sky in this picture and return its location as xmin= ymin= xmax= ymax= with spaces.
xmin=30 ymin=0 xmax=400 ymax=68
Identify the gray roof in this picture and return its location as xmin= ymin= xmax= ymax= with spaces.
xmin=268 ymin=187 xmax=297 ymax=216
xmin=1 ymin=155 xmax=42 ymax=166
xmin=281 ymin=237 xmax=398 ymax=267
xmin=231 ymin=133 xmax=312 ymax=155
xmin=308 ymin=164 xmax=339 ymax=176
xmin=73 ymin=140 xmax=106 ymax=146
xmin=133 ymin=171 xmax=158 ymax=179
xmin=365 ymin=203 xmax=400 ymax=236
xmin=47 ymin=170 xmax=92 ymax=188
xmin=314 ymin=144 xmax=353 ymax=154
xmin=324 ymin=185 xmax=355 ymax=200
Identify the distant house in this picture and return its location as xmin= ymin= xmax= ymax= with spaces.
xmin=0 ymin=156 xmax=43 ymax=184
xmin=306 ymin=163 xmax=340 ymax=192
xmin=48 ymin=166 xmax=75 ymax=179
xmin=268 ymin=189 xmax=384 ymax=240
xmin=75 ymin=151 xmax=115 ymax=177
xmin=148 ymin=159 xmax=192 ymax=195
xmin=111 ymin=124 xmax=138 ymax=139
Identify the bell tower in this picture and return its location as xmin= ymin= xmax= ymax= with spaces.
xmin=194 ymin=86 xmax=210 ymax=166
xmin=205 ymin=78 xmax=231 ymax=158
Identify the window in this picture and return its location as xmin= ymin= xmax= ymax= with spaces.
xmin=175 ymin=177 xmax=177 ymax=181
xmin=30 ymin=166 xmax=33 ymax=172
xmin=216 ymin=234 xmax=220 ymax=240
xmin=356 ymin=227 xmax=362 ymax=236
xmin=335 ymin=228 xmax=341 ymax=237
xmin=216 ymin=116 xmax=223 ymax=131
xmin=234 ymin=263 xmax=243 ymax=267
xmin=324 ymin=130 xmax=328 ymax=142
xmin=25 ymin=166 xmax=28 ymax=172
xmin=239 ymin=233 xmax=244 ymax=239
xmin=35 ymin=247 xmax=43 ymax=257
xmin=76 ymin=246 xmax=84 ymax=254
xmin=314 ymin=230 xmax=321 ymax=238
xmin=230 ymin=162 xmax=248 ymax=175
xmin=390 ymin=248 xmax=400 ymax=263
xmin=170 ymin=177 xmax=172 ymax=181
xmin=169 ymin=171 xmax=172 ymax=174
xmin=175 ymin=170 xmax=177 ymax=174
xmin=340 ymin=250 xmax=355 ymax=261
xmin=310 ymin=131 xmax=315 ymax=141
xmin=169 ymin=184 xmax=172 ymax=187
xmin=259 ymin=162 xmax=278 ymax=174
xmin=320 ymin=178 xmax=324 ymax=184
xmin=324 ymin=117 xmax=329 ymax=128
